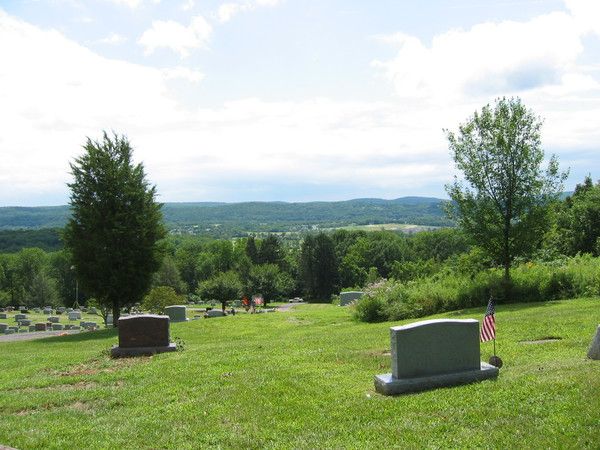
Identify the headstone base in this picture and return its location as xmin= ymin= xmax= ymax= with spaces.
xmin=374 ymin=362 xmax=499 ymax=395
xmin=111 ymin=343 xmax=177 ymax=358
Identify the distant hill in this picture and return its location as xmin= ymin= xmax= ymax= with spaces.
xmin=0 ymin=197 xmax=453 ymax=238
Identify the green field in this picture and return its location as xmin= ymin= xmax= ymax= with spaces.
xmin=1 ymin=299 xmax=599 ymax=449
xmin=328 ymin=223 xmax=440 ymax=233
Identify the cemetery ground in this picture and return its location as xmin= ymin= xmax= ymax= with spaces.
xmin=1 ymin=299 xmax=599 ymax=449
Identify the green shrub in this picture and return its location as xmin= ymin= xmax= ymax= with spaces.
xmin=143 ymin=286 xmax=185 ymax=314
xmin=353 ymin=255 xmax=600 ymax=323
xmin=353 ymin=295 xmax=386 ymax=322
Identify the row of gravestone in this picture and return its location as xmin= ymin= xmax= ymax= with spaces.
xmin=0 ymin=306 xmax=97 ymax=314
xmin=109 ymin=312 xmax=500 ymax=394
xmin=110 ymin=308 xmax=600 ymax=395
xmin=0 ymin=320 xmax=99 ymax=334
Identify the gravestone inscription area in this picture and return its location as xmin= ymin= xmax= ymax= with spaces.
xmin=375 ymin=318 xmax=499 ymax=395
xmin=111 ymin=314 xmax=177 ymax=357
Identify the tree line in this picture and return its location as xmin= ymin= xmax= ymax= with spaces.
xmin=2 ymin=172 xmax=598 ymax=312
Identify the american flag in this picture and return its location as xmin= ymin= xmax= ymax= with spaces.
xmin=480 ymin=297 xmax=496 ymax=342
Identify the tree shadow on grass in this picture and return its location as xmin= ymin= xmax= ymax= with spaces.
xmin=30 ymin=328 xmax=118 ymax=345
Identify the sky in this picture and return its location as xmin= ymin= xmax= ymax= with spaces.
xmin=0 ymin=0 xmax=599 ymax=206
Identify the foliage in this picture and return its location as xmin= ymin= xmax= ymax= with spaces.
xmin=0 ymin=228 xmax=62 ymax=253
xmin=299 ymin=233 xmax=339 ymax=301
xmin=555 ymin=176 xmax=600 ymax=256
xmin=63 ymin=132 xmax=166 ymax=324
xmin=354 ymin=254 xmax=600 ymax=323
xmin=197 ymin=270 xmax=242 ymax=311
xmin=0 ymin=197 xmax=453 ymax=238
xmin=28 ymin=271 xmax=59 ymax=307
xmin=153 ymin=255 xmax=187 ymax=294
xmin=244 ymin=263 xmax=294 ymax=305
xmin=445 ymin=97 xmax=567 ymax=299
xmin=143 ymin=286 xmax=185 ymax=314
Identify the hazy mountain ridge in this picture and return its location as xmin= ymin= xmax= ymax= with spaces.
xmin=0 ymin=197 xmax=452 ymax=232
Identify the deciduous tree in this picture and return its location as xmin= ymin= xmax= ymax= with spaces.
xmin=445 ymin=97 xmax=567 ymax=300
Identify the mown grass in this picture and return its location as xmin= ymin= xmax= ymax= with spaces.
xmin=1 ymin=298 xmax=599 ymax=449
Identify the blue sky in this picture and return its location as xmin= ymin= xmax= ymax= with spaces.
xmin=0 ymin=0 xmax=599 ymax=205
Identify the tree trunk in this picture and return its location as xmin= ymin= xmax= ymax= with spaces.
xmin=503 ymin=214 xmax=511 ymax=303
xmin=112 ymin=300 xmax=120 ymax=328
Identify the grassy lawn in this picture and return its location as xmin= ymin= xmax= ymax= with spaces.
xmin=1 ymin=298 xmax=599 ymax=449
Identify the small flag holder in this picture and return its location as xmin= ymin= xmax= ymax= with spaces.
xmin=481 ymin=295 xmax=503 ymax=368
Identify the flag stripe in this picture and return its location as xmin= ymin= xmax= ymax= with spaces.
xmin=480 ymin=297 xmax=496 ymax=342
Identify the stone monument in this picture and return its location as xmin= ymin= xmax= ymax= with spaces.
xmin=339 ymin=291 xmax=364 ymax=306
xmin=588 ymin=325 xmax=600 ymax=360
xmin=111 ymin=314 xmax=177 ymax=357
xmin=374 ymin=318 xmax=499 ymax=395
xmin=164 ymin=305 xmax=189 ymax=322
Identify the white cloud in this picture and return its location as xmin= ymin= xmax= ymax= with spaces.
xmin=565 ymin=0 xmax=600 ymax=35
xmin=97 ymin=32 xmax=126 ymax=45
xmin=107 ymin=0 xmax=143 ymax=8
xmin=181 ymin=0 xmax=195 ymax=12
xmin=216 ymin=0 xmax=281 ymax=23
xmin=162 ymin=66 xmax=204 ymax=83
xmin=0 ymin=3 xmax=599 ymax=205
xmin=373 ymin=12 xmax=587 ymax=103
xmin=138 ymin=15 xmax=212 ymax=58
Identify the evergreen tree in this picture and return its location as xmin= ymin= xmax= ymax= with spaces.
xmin=245 ymin=236 xmax=259 ymax=264
xmin=299 ymin=233 xmax=339 ymax=301
xmin=64 ymin=132 xmax=166 ymax=326
xmin=257 ymin=235 xmax=283 ymax=266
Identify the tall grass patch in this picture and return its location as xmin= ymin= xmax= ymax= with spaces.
xmin=354 ymin=254 xmax=600 ymax=322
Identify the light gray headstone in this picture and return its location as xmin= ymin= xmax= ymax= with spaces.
xmin=68 ymin=311 xmax=82 ymax=321
xmin=587 ymin=325 xmax=600 ymax=360
xmin=0 ymin=323 xmax=7 ymax=332
xmin=52 ymin=324 xmax=64 ymax=330
xmin=0 ymin=313 xmax=7 ymax=319
xmin=43 ymin=308 xmax=52 ymax=315
xmin=14 ymin=314 xmax=27 ymax=321
xmin=375 ymin=318 xmax=499 ymax=395
xmin=205 ymin=309 xmax=226 ymax=318
xmin=164 ymin=305 xmax=189 ymax=322
xmin=339 ymin=291 xmax=364 ymax=306
xmin=48 ymin=316 xmax=60 ymax=323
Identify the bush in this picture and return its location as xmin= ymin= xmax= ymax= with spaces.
xmin=353 ymin=255 xmax=600 ymax=323
xmin=143 ymin=286 xmax=184 ymax=314
xmin=353 ymin=295 xmax=386 ymax=323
